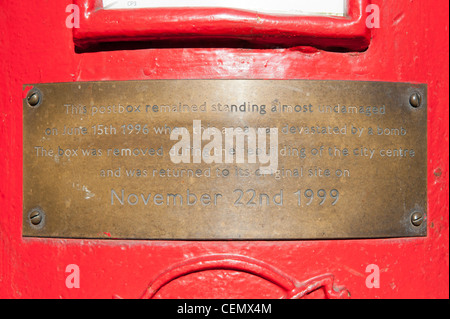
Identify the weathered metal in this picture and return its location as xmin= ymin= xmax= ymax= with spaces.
xmin=23 ymin=80 xmax=427 ymax=240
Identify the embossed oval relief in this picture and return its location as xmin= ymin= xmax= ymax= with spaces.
xmin=114 ymin=255 xmax=350 ymax=299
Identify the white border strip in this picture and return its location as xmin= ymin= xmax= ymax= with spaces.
xmin=102 ymin=0 xmax=347 ymax=16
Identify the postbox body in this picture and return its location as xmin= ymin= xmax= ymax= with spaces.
xmin=0 ymin=0 xmax=448 ymax=299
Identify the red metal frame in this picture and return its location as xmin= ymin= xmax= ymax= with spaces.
xmin=73 ymin=0 xmax=371 ymax=51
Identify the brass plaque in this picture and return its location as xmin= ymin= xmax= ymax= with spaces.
xmin=23 ymin=80 xmax=427 ymax=240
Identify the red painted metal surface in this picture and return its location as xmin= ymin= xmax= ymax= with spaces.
xmin=0 ymin=0 xmax=448 ymax=299
xmin=136 ymin=255 xmax=350 ymax=299
xmin=74 ymin=0 xmax=371 ymax=51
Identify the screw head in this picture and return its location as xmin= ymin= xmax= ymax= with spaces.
xmin=27 ymin=92 xmax=40 ymax=106
xmin=29 ymin=210 xmax=42 ymax=225
xmin=411 ymin=212 xmax=424 ymax=227
xmin=26 ymin=89 xmax=42 ymax=108
xmin=409 ymin=92 xmax=422 ymax=108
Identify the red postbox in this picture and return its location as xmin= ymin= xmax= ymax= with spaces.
xmin=0 ymin=0 xmax=448 ymax=299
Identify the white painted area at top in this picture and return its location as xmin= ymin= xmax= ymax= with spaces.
xmin=102 ymin=0 xmax=347 ymax=16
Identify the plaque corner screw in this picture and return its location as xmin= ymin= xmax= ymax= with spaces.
xmin=409 ymin=92 xmax=422 ymax=108
xmin=411 ymin=211 xmax=424 ymax=227
xmin=26 ymin=89 xmax=42 ymax=108
xmin=29 ymin=208 xmax=45 ymax=227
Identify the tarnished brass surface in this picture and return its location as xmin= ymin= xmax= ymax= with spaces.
xmin=23 ymin=80 xmax=427 ymax=239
